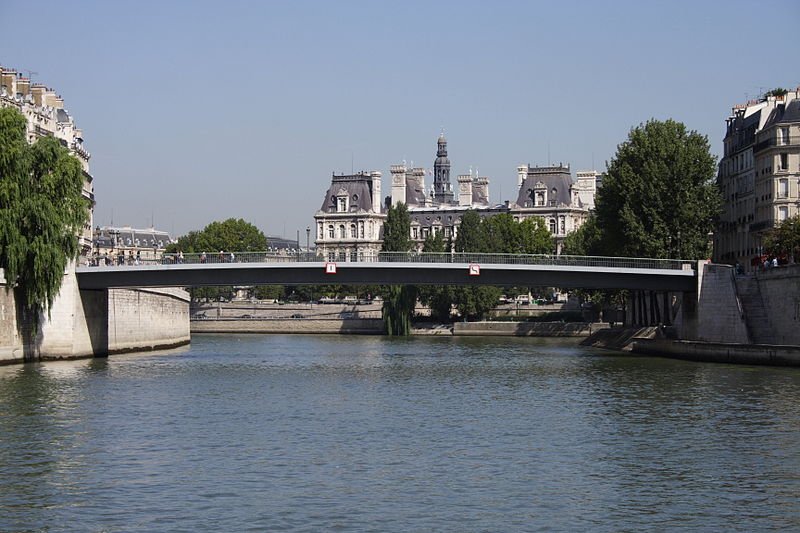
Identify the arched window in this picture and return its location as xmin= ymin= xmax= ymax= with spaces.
xmin=549 ymin=219 xmax=557 ymax=234
xmin=328 ymin=225 xmax=334 ymax=239
xmin=339 ymin=225 xmax=346 ymax=239
xmin=350 ymin=224 xmax=357 ymax=238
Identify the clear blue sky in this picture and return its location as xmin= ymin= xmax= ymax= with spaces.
xmin=1 ymin=0 xmax=796 ymax=238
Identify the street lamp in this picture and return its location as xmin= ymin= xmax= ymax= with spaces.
xmin=306 ymin=226 xmax=311 ymax=257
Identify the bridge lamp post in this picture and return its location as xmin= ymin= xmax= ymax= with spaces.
xmin=306 ymin=226 xmax=310 ymax=258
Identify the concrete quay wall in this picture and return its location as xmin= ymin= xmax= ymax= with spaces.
xmin=192 ymin=318 xmax=600 ymax=337
xmin=0 ymin=266 xmax=190 ymax=365
xmin=632 ymin=338 xmax=800 ymax=367
xmin=753 ymin=265 xmax=800 ymax=345
xmin=678 ymin=262 xmax=749 ymax=343
xmin=452 ymin=321 xmax=599 ymax=337
xmin=108 ymin=287 xmax=190 ymax=353
xmin=191 ymin=318 xmax=383 ymax=335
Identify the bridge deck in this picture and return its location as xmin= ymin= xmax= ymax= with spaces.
xmin=76 ymin=254 xmax=697 ymax=292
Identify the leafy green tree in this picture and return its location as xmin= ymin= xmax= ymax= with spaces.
xmin=765 ymin=215 xmax=800 ymax=262
xmin=451 ymin=210 xmax=503 ymax=320
xmin=0 ymin=107 xmax=90 ymax=332
xmin=168 ymin=218 xmax=267 ymax=254
xmin=380 ymin=202 xmax=416 ymax=335
xmin=168 ymin=218 xmax=268 ymax=301
xmin=417 ymin=231 xmax=454 ymax=322
xmin=454 ymin=209 xmax=485 ymax=253
xmin=594 ymin=119 xmax=720 ymax=259
xmin=382 ymin=202 xmax=412 ymax=255
xmin=518 ymin=217 xmax=553 ymax=254
xmin=561 ymin=215 xmax=602 ymax=256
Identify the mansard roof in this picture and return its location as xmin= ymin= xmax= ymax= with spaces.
xmin=515 ymin=166 xmax=574 ymax=208
xmin=319 ymin=172 xmax=377 ymax=213
xmin=763 ymin=97 xmax=800 ymax=127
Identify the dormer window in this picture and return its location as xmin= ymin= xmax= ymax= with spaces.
xmin=337 ymin=196 xmax=348 ymax=212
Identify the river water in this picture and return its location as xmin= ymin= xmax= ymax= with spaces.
xmin=1 ymin=334 xmax=799 ymax=532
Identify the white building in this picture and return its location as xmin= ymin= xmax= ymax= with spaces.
xmin=0 ymin=65 xmax=94 ymax=257
xmin=715 ymin=88 xmax=800 ymax=268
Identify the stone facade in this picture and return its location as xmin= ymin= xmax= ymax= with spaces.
xmin=715 ymin=88 xmax=800 ymax=270
xmin=93 ymin=225 xmax=175 ymax=265
xmin=511 ymin=164 xmax=596 ymax=253
xmin=0 ymin=65 xmax=94 ymax=257
xmin=314 ymin=171 xmax=385 ymax=261
xmin=316 ymin=136 xmax=599 ymax=256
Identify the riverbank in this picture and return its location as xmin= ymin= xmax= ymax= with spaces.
xmin=191 ymin=318 xmax=601 ymax=337
xmin=582 ymin=327 xmax=800 ymax=367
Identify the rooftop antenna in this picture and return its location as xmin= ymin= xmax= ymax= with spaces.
xmin=22 ymin=68 xmax=38 ymax=83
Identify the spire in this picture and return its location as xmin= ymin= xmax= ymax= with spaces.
xmin=433 ymin=132 xmax=454 ymax=204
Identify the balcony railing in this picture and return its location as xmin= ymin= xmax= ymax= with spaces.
xmin=754 ymin=136 xmax=797 ymax=152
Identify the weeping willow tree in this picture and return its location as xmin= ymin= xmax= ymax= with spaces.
xmin=380 ymin=202 xmax=417 ymax=335
xmin=0 ymin=107 xmax=90 ymax=333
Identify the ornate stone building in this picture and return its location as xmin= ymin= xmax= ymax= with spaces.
xmin=314 ymin=135 xmax=598 ymax=258
xmin=0 ymin=65 xmax=95 ymax=257
xmin=715 ymin=88 xmax=800 ymax=269
xmin=314 ymin=171 xmax=385 ymax=261
xmin=511 ymin=164 xmax=597 ymax=253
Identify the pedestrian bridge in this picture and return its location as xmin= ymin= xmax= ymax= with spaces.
xmin=76 ymin=252 xmax=698 ymax=292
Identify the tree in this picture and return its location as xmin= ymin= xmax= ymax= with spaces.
xmin=380 ymin=203 xmax=417 ymax=335
xmin=452 ymin=210 xmax=503 ymax=320
xmin=561 ymin=215 xmax=602 ymax=256
xmin=518 ymin=217 xmax=553 ymax=254
xmin=454 ymin=210 xmax=485 ymax=252
xmin=764 ymin=215 xmax=800 ymax=262
xmin=168 ymin=218 xmax=267 ymax=254
xmin=168 ymin=218 xmax=268 ymax=301
xmin=594 ymin=119 xmax=720 ymax=259
xmin=381 ymin=202 xmax=412 ymax=255
xmin=417 ymin=231 xmax=454 ymax=322
xmin=0 ymin=107 xmax=90 ymax=332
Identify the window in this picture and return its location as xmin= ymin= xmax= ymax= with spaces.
xmin=339 ymin=225 xmax=346 ymax=239
xmin=359 ymin=222 xmax=364 ymax=238
xmin=779 ymin=179 xmax=789 ymax=198
xmin=779 ymin=206 xmax=788 ymax=221
xmin=560 ymin=218 xmax=565 ymax=234
xmin=350 ymin=224 xmax=357 ymax=238
xmin=549 ymin=219 xmax=556 ymax=234
xmin=535 ymin=191 xmax=545 ymax=206
xmin=779 ymin=153 xmax=788 ymax=171
xmin=328 ymin=225 xmax=334 ymax=239
xmin=337 ymin=197 xmax=347 ymax=212
xmin=412 ymin=227 xmax=418 ymax=240
xmin=779 ymin=127 xmax=789 ymax=145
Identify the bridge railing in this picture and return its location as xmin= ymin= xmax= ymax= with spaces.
xmin=85 ymin=251 xmax=695 ymax=271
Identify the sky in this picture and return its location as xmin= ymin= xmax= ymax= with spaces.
xmin=1 ymin=0 xmax=796 ymax=239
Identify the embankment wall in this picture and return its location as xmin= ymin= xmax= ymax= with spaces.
xmin=0 ymin=266 xmax=189 ymax=364
xmin=678 ymin=262 xmax=749 ymax=343
xmin=754 ymin=265 xmax=800 ymax=345
xmin=191 ymin=318 xmax=384 ymax=335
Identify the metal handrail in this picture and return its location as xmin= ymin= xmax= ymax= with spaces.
xmin=85 ymin=251 xmax=696 ymax=271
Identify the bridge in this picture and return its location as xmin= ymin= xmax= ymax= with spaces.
xmin=76 ymin=252 xmax=698 ymax=292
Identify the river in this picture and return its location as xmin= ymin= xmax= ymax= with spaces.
xmin=1 ymin=334 xmax=799 ymax=532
